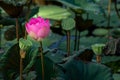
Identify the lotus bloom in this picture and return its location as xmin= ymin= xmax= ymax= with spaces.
xmin=25 ymin=16 xmax=50 ymax=41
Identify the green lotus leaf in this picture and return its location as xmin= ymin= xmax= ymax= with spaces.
xmin=82 ymin=1 xmax=120 ymax=27
xmin=110 ymin=28 xmax=120 ymax=38
xmin=57 ymin=0 xmax=103 ymax=13
xmin=91 ymin=43 xmax=105 ymax=55
xmin=93 ymin=28 xmax=108 ymax=36
xmin=58 ymin=36 xmax=107 ymax=52
xmin=61 ymin=18 xmax=75 ymax=30
xmin=45 ymin=50 xmax=65 ymax=63
xmin=34 ymin=5 xmax=71 ymax=20
xmin=94 ymin=0 xmax=101 ymax=3
xmin=56 ymin=57 xmax=114 ymax=80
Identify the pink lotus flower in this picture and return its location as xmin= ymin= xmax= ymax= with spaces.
xmin=25 ymin=16 xmax=50 ymax=41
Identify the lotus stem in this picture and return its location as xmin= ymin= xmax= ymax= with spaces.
xmin=16 ymin=18 xmax=21 ymax=80
xmin=77 ymin=31 xmax=80 ymax=51
xmin=24 ymin=28 xmax=27 ymax=39
xmin=20 ymin=50 xmax=25 ymax=80
xmin=15 ymin=18 xmax=19 ymax=41
xmin=107 ymin=0 xmax=111 ymax=28
xmin=24 ymin=2 xmax=31 ymax=39
xmin=40 ymin=41 xmax=44 ymax=80
xmin=114 ymin=0 xmax=120 ymax=19
xmin=67 ymin=31 xmax=70 ymax=56
xmin=20 ymin=57 xmax=23 ymax=80
xmin=96 ymin=55 xmax=101 ymax=63
xmin=74 ymin=29 xmax=78 ymax=51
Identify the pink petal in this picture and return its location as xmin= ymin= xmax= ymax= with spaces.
xmin=44 ymin=19 xmax=50 ymax=27
xmin=37 ymin=37 xmax=43 ymax=41
xmin=27 ymin=24 xmax=39 ymax=34
xmin=37 ymin=16 xmax=44 ymax=22
xmin=29 ymin=18 xmax=37 ymax=25
xmin=25 ymin=23 xmax=30 ymax=33
xmin=29 ymin=31 xmax=37 ymax=40
xmin=37 ymin=26 xmax=50 ymax=38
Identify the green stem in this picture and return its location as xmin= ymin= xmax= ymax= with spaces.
xmin=20 ymin=57 xmax=23 ymax=80
xmin=40 ymin=41 xmax=44 ymax=80
xmin=16 ymin=18 xmax=19 ymax=41
xmin=24 ymin=1 xmax=31 ymax=39
xmin=77 ymin=31 xmax=80 ymax=51
xmin=74 ymin=29 xmax=78 ymax=51
xmin=107 ymin=0 xmax=111 ymax=28
xmin=67 ymin=31 xmax=70 ymax=56
xmin=114 ymin=0 xmax=120 ymax=19
xmin=20 ymin=50 xmax=24 ymax=80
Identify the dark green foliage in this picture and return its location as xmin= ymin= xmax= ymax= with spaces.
xmin=101 ymin=56 xmax=120 ymax=73
xmin=4 ymin=27 xmax=16 ymax=41
xmin=34 ymin=56 xmax=58 ymax=80
xmin=4 ymin=26 xmax=24 ymax=41
xmin=3 ymin=0 xmax=27 ymax=6
xmin=0 ymin=43 xmax=39 ymax=79
xmin=110 ymin=28 xmax=120 ymax=38
xmin=0 ymin=43 xmax=20 ymax=80
xmin=15 ymin=71 xmax=37 ymax=80
xmin=105 ymin=60 xmax=120 ymax=73
xmin=57 ymin=0 xmax=103 ymax=13
xmin=58 ymin=36 xmax=108 ymax=52
xmin=23 ymin=46 xmax=39 ymax=73
xmin=0 ymin=18 xmax=15 ymax=26
xmin=0 ymin=42 xmax=59 ymax=80
xmin=1 ymin=0 xmax=119 ymax=79
xmin=56 ymin=56 xmax=114 ymax=80
xmin=45 ymin=49 xmax=65 ymax=63
xmin=81 ymin=0 xmax=120 ymax=27
xmin=28 ymin=7 xmax=39 ymax=19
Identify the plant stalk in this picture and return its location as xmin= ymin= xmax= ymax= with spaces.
xmin=20 ymin=57 xmax=23 ymax=80
xmin=20 ymin=50 xmax=25 ymax=80
xmin=16 ymin=18 xmax=19 ymax=41
xmin=107 ymin=0 xmax=111 ymax=27
xmin=24 ymin=1 xmax=31 ymax=39
xmin=77 ymin=31 xmax=80 ymax=51
xmin=114 ymin=0 xmax=120 ymax=19
xmin=40 ymin=41 xmax=44 ymax=80
xmin=20 ymin=50 xmax=26 ymax=80
xmin=96 ymin=55 xmax=101 ymax=63
xmin=67 ymin=31 xmax=70 ymax=56
xmin=74 ymin=29 xmax=78 ymax=51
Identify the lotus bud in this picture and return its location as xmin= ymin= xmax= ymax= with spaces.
xmin=91 ymin=44 xmax=105 ymax=55
xmin=19 ymin=38 xmax=32 ymax=51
